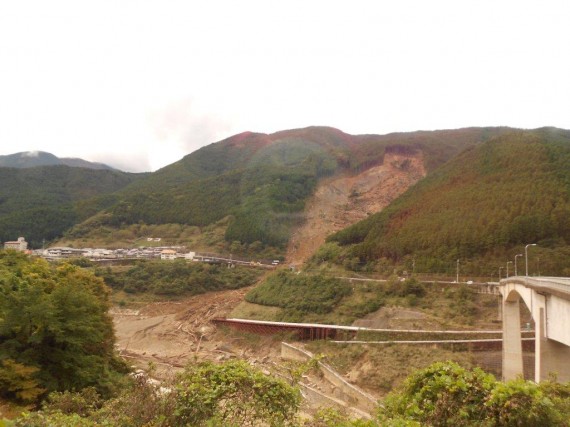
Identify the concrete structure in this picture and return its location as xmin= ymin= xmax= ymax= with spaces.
xmin=281 ymin=342 xmax=376 ymax=413
xmin=3 ymin=237 xmax=28 ymax=251
xmin=160 ymin=249 xmax=177 ymax=260
xmin=499 ymin=277 xmax=570 ymax=382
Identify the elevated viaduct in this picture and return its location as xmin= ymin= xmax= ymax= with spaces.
xmin=499 ymin=277 xmax=570 ymax=382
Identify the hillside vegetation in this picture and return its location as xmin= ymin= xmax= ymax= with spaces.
xmin=327 ymin=128 xmax=570 ymax=276
xmin=0 ymin=151 xmax=113 ymax=170
xmin=63 ymin=126 xmax=509 ymax=253
xmin=0 ymin=166 xmax=144 ymax=248
xmin=95 ymin=259 xmax=263 ymax=296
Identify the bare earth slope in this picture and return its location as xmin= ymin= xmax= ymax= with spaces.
xmin=287 ymin=151 xmax=426 ymax=265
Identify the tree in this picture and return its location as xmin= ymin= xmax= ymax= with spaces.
xmin=378 ymin=361 xmax=570 ymax=426
xmin=173 ymin=360 xmax=301 ymax=426
xmin=0 ymin=251 xmax=127 ymax=401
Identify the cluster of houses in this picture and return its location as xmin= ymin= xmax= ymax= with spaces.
xmin=1 ymin=237 xmax=194 ymax=260
xmin=39 ymin=246 xmax=196 ymax=261
xmin=3 ymin=236 xmax=278 ymax=268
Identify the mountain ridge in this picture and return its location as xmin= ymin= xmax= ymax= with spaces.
xmin=0 ymin=150 xmax=115 ymax=170
xmin=61 ymin=126 xmax=513 ymax=253
xmin=326 ymin=127 xmax=570 ymax=276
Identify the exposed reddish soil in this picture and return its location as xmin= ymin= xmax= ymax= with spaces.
xmin=286 ymin=151 xmax=426 ymax=266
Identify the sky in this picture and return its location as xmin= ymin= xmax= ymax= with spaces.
xmin=1 ymin=1 xmax=569 ymax=172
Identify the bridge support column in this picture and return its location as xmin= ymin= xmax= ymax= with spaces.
xmin=497 ymin=295 xmax=503 ymax=322
xmin=502 ymin=298 xmax=523 ymax=381
xmin=536 ymin=308 xmax=570 ymax=382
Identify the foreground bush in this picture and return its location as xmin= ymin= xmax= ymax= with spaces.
xmin=12 ymin=360 xmax=301 ymax=427
xmin=8 ymin=359 xmax=570 ymax=426
xmin=379 ymin=361 xmax=570 ymax=426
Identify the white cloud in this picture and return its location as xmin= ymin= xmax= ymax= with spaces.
xmin=0 ymin=0 xmax=569 ymax=172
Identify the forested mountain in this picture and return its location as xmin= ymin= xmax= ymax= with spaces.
xmin=64 ymin=126 xmax=510 ymax=250
xmin=0 ymin=166 xmax=146 ymax=248
xmin=0 ymin=151 xmax=114 ymax=170
xmin=327 ymin=128 xmax=570 ymax=276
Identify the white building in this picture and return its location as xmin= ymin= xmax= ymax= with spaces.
xmin=4 ymin=237 xmax=28 ymax=251
xmin=160 ymin=249 xmax=177 ymax=260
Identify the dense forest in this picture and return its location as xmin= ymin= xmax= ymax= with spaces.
xmin=0 ymin=166 xmax=144 ymax=248
xmin=94 ymin=259 xmax=262 ymax=296
xmin=327 ymin=128 xmax=570 ymax=276
xmin=61 ymin=126 xmax=508 ymax=251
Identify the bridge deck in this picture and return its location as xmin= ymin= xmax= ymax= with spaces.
xmin=501 ymin=276 xmax=570 ymax=301
xmin=212 ymin=318 xmax=507 ymax=341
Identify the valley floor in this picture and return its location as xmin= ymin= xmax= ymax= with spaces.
xmin=112 ymin=284 xmax=508 ymax=413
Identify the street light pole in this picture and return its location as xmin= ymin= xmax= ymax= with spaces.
xmin=456 ymin=259 xmax=459 ymax=283
xmin=499 ymin=266 xmax=504 ymax=281
xmin=514 ymin=254 xmax=522 ymax=276
xmin=525 ymin=244 xmax=537 ymax=277
xmin=506 ymin=261 xmax=512 ymax=277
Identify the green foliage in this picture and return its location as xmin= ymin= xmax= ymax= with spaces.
xmin=174 ymin=360 xmax=301 ymax=426
xmin=97 ymin=259 xmax=262 ymax=296
xmin=379 ymin=361 xmax=495 ymax=425
xmin=0 ymin=165 xmax=142 ymax=247
xmin=379 ymin=361 xmax=570 ymax=426
xmin=311 ymin=242 xmax=343 ymax=264
xmin=245 ymin=271 xmax=352 ymax=320
xmin=64 ymin=126 xmax=508 ymax=250
xmin=13 ymin=411 xmax=97 ymax=427
xmin=0 ymin=251 xmax=127 ymax=401
xmin=484 ymin=379 xmax=567 ymax=426
xmin=10 ymin=358 xmax=570 ymax=426
xmin=304 ymin=407 xmax=383 ymax=426
xmin=41 ymin=388 xmax=103 ymax=418
xmin=89 ymin=371 xmax=176 ymax=426
xmin=329 ymin=129 xmax=570 ymax=275
xmin=0 ymin=359 xmax=45 ymax=403
xmin=12 ymin=360 xmax=302 ymax=426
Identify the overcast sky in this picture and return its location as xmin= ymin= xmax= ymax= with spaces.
xmin=1 ymin=1 xmax=569 ymax=172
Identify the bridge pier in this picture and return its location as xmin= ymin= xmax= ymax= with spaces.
xmin=500 ymin=278 xmax=570 ymax=383
xmin=502 ymin=298 xmax=524 ymax=381
xmin=536 ymin=308 xmax=570 ymax=382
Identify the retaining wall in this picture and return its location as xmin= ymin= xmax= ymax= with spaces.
xmin=281 ymin=342 xmax=377 ymax=413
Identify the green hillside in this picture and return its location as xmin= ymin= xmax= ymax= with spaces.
xmin=0 ymin=166 xmax=145 ymax=248
xmin=0 ymin=151 xmax=113 ymax=170
xmin=327 ymin=128 xmax=570 ymax=276
xmin=65 ymin=126 xmax=509 ymax=252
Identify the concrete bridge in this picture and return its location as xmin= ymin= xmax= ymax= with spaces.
xmin=499 ymin=276 xmax=570 ymax=382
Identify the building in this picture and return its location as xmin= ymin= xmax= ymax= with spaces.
xmin=160 ymin=249 xmax=177 ymax=260
xmin=4 ymin=237 xmax=28 ymax=251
